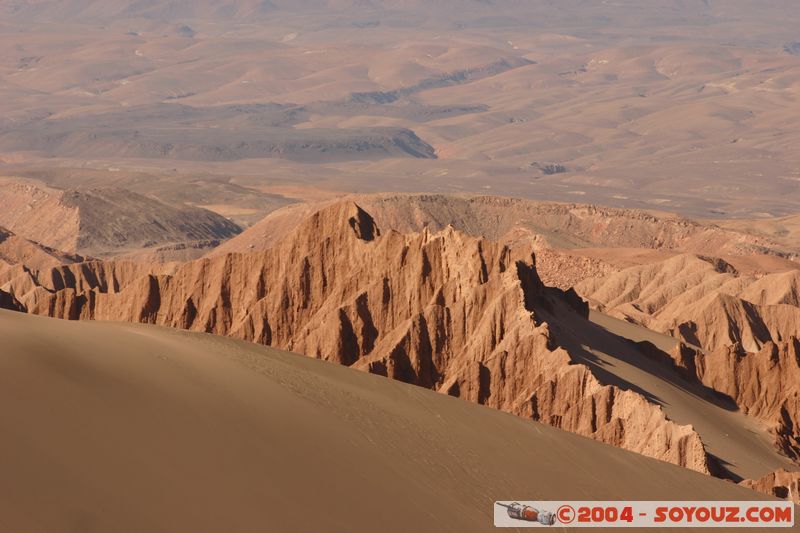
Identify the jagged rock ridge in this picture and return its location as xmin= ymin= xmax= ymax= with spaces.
xmin=212 ymin=193 xmax=799 ymax=259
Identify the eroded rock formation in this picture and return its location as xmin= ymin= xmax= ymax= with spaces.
xmin=668 ymin=339 xmax=800 ymax=462
xmin=579 ymin=253 xmax=800 ymax=473
xmin=212 ymin=194 xmax=797 ymax=259
xmin=741 ymin=469 xmax=800 ymax=502
xmin=578 ymin=254 xmax=800 ymax=353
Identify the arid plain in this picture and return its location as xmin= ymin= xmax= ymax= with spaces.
xmin=2 ymin=1 xmax=800 ymax=531
xmin=2 ymin=0 xmax=800 ymax=219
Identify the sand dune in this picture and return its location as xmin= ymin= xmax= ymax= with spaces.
xmin=0 ymin=309 xmax=788 ymax=533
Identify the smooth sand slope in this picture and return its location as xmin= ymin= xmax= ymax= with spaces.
xmin=0 ymin=310 xmax=791 ymax=532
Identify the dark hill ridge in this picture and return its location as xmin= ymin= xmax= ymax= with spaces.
xmin=349 ymin=57 xmax=535 ymax=104
xmin=1 ymin=122 xmax=437 ymax=163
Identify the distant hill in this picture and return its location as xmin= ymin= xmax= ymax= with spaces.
xmin=0 ymin=183 xmax=241 ymax=257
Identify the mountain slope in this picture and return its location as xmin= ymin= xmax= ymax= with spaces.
xmin=3 ymin=0 xmax=797 ymax=26
xmin=0 ymin=226 xmax=86 ymax=307
xmin=0 ymin=226 xmax=84 ymax=271
xmin=0 ymin=183 xmax=242 ymax=257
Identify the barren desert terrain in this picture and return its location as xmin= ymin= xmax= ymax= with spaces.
xmin=2 ymin=1 xmax=800 ymax=530
xmin=1 ymin=0 xmax=799 ymax=220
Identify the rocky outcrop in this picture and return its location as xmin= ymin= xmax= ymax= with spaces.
xmin=531 ymin=162 xmax=568 ymax=175
xmin=3 ymin=201 xmax=709 ymax=473
xmin=741 ymin=469 xmax=800 ymax=503
xmin=580 ymin=253 xmax=800 ymax=462
xmin=669 ymin=339 xmax=800 ymax=462
xmin=578 ymin=254 xmax=800 ymax=353
xmin=0 ymin=288 xmax=23 ymax=312
xmin=531 ymin=247 xmax=617 ymax=291
xmin=741 ymin=270 xmax=800 ymax=307
xmin=577 ymin=254 xmax=742 ymax=321
xmin=0 ymin=226 xmax=88 ymax=305
xmin=349 ymin=58 xmax=535 ymax=104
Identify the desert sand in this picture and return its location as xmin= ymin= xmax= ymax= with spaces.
xmin=0 ymin=309 xmax=788 ymax=533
